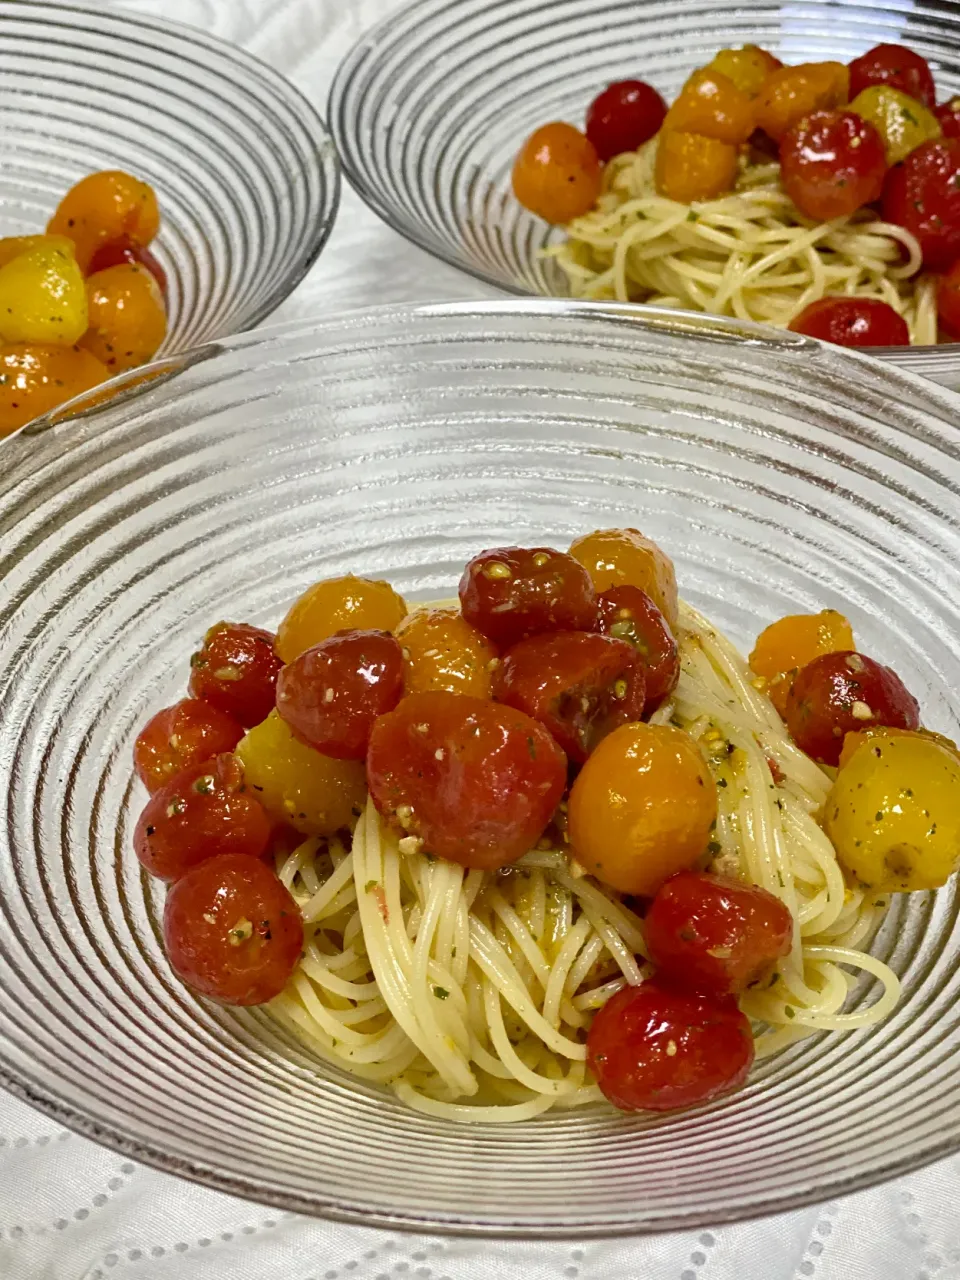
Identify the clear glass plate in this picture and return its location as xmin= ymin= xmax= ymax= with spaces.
xmin=3 ymin=300 xmax=960 ymax=1236
xmin=329 ymin=0 xmax=960 ymax=387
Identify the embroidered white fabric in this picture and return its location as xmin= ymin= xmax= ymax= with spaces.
xmin=2 ymin=0 xmax=959 ymax=1276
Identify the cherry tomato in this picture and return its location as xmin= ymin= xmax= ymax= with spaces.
xmin=79 ymin=262 xmax=166 ymax=371
xmin=935 ymin=97 xmax=960 ymax=141
xmin=0 ymin=342 xmax=108 ymax=437
xmin=780 ymin=110 xmax=886 ymax=221
xmin=754 ymin=62 xmax=850 ymax=142
xmin=133 ymin=753 xmax=271 ymax=882
xmin=585 ymin=79 xmax=667 ymax=162
xmin=881 ymin=138 xmax=960 ymax=271
xmin=644 ymin=870 xmax=793 ymax=995
xmin=47 ymin=170 xmax=160 ymax=272
xmin=848 ymin=43 xmax=936 ymax=109
xmin=275 ymin=575 xmax=407 ymax=664
xmin=87 ymin=234 xmax=167 ymax=296
xmin=162 ymin=853 xmax=303 ymax=1005
xmin=749 ymin=609 xmax=855 ymax=716
xmin=784 ymin=651 xmax=920 ymax=766
xmin=276 ymin=628 xmax=404 ymax=759
xmin=709 ymin=46 xmax=782 ymax=98
xmin=788 ymin=297 xmax=909 ymax=347
xmin=492 ymin=630 xmax=645 ymax=763
xmin=937 ymin=256 xmax=960 ymax=337
xmin=569 ymin=528 xmax=678 ymax=630
xmin=134 ymin=698 xmax=243 ymax=793
xmin=653 ymin=130 xmax=739 ymax=202
xmin=366 ymin=691 xmax=567 ymax=870
xmin=596 ymin=585 xmax=679 ymax=713
xmin=188 ymin=621 xmax=282 ymax=727
xmin=586 ymin=977 xmax=754 ymax=1112
xmin=459 ymin=546 xmax=596 ymax=647
xmin=396 ymin=606 xmax=498 ymax=698
xmin=512 ymin=123 xmax=602 ymax=224
xmin=849 ymin=86 xmax=941 ymax=167
xmin=663 ymin=68 xmax=756 ymax=145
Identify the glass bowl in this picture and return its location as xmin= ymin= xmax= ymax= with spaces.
xmin=329 ymin=0 xmax=960 ymax=388
xmin=3 ymin=299 xmax=960 ymax=1236
xmin=0 ymin=0 xmax=339 ymax=352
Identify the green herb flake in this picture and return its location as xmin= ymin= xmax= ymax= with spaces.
xmin=686 ymin=209 xmax=700 ymax=222
xmin=433 ymin=986 xmax=449 ymax=1000
xmin=784 ymin=1006 xmax=795 ymax=1019
xmin=364 ymin=879 xmax=379 ymax=893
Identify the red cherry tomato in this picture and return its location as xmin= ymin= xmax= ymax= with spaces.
xmin=935 ymin=97 xmax=960 ymax=141
xmin=586 ymin=977 xmax=754 ymax=1112
xmin=848 ymin=42 xmax=936 ymax=109
xmin=459 ymin=546 xmax=597 ymax=646
xmin=87 ymin=234 xmax=167 ymax=296
xmin=276 ymin=628 xmax=404 ymax=760
xmin=492 ymin=630 xmax=645 ymax=763
xmin=881 ymin=138 xmax=960 ymax=270
xmin=937 ymin=257 xmax=960 ymax=337
xmin=788 ymin=296 xmax=909 ymax=347
xmin=366 ymin=690 xmax=567 ymax=870
xmin=779 ymin=110 xmax=886 ymax=221
xmin=596 ymin=585 xmax=679 ymax=712
xmin=133 ymin=754 xmax=272 ymax=882
xmin=162 ymin=853 xmax=303 ymax=1005
xmin=784 ymin=651 xmax=920 ymax=766
xmin=585 ymin=79 xmax=668 ymax=162
xmin=644 ymin=870 xmax=793 ymax=995
xmin=188 ymin=621 xmax=283 ymax=728
xmin=134 ymin=697 xmax=243 ymax=793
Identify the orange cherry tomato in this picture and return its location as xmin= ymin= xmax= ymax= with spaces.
xmin=749 ymin=609 xmax=854 ymax=715
xmin=275 ymin=575 xmax=408 ymax=664
xmin=569 ymin=528 xmax=679 ymax=630
xmin=396 ymin=607 xmax=498 ymax=698
xmin=754 ymin=62 xmax=850 ymax=142
xmin=79 ymin=263 xmax=166 ymax=371
xmin=512 ymin=122 xmax=603 ymax=224
xmin=48 ymin=170 xmax=160 ymax=271
xmin=710 ymin=46 xmax=782 ymax=97
xmin=663 ymin=68 xmax=756 ymax=145
xmin=0 ymin=341 xmax=108 ymax=437
xmin=654 ymin=129 xmax=739 ymax=202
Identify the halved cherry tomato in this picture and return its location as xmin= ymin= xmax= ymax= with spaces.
xmin=134 ymin=697 xmax=243 ymax=793
xmin=780 ymin=110 xmax=886 ymax=221
xmin=644 ymin=870 xmax=793 ymax=995
xmin=366 ymin=691 xmax=567 ymax=870
xmin=459 ymin=546 xmax=596 ymax=647
xmin=754 ymin=62 xmax=850 ymax=142
xmin=492 ymin=630 xmax=645 ymax=763
xmin=276 ymin=628 xmax=404 ymax=759
xmin=133 ymin=753 xmax=271 ymax=882
xmin=881 ymin=138 xmax=960 ymax=270
xmin=938 ymin=257 xmax=960 ymax=337
xmin=848 ymin=42 xmax=936 ymax=109
xmin=87 ymin=234 xmax=167 ymax=296
xmin=162 ymin=853 xmax=303 ymax=1005
xmin=512 ymin=123 xmax=602 ymax=224
xmin=653 ymin=130 xmax=739 ymax=202
xmin=585 ymin=80 xmax=667 ymax=162
xmin=788 ymin=297 xmax=909 ymax=347
xmin=188 ymin=621 xmax=283 ymax=728
xmin=596 ymin=585 xmax=679 ymax=713
xmin=935 ymin=97 xmax=960 ymax=141
xmin=784 ymin=650 xmax=920 ymax=765
xmin=586 ymin=977 xmax=754 ymax=1112
xmin=663 ymin=68 xmax=756 ymax=145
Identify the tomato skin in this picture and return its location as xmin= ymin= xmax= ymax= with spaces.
xmin=87 ymin=234 xmax=167 ymax=296
xmin=848 ymin=43 xmax=936 ymax=109
xmin=0 ymin=342 xmax=108 ymax=438
xmin=935 ymin=97 xmax=960 ymax=141
xmin=881 ymin=139 xmax=960 ymax=271
xmin=644 ymin=871 xmax=793 ymax=995
xmin=779 ymin=110 xmax=886 ymax=221
xmin=512 ymin=123 xmax=602 ymax=224
xmin=188 ymin=621 xmax=282 ymax=727
xmin=276 ymin=628 xmax=404 ymax=760
xmin=396 ymin=607 xmax=498 ymax=698
xmin=653 ymin=130 xmax=739 ymax=202
xmin=585 ymin=80 xmax=667 ymax=162
xmin=663 ymin=68 xmax=756 ymax=145
xmin=937 ymin=257 xmax=960 ymax=337
xmin=459 ymin=546 xmax=597 ymax=647
xmin=366 ymin=691 xmax=567 ymax=870
xmin=788 ymin=297 xmax=909 ymax=347
xmin=133 ymin=753 xmax=271 ymax=882
xmin=754 ymin=62 xmax=850 ymax=142
xmin=79 ymin=262 xmax=166 ymax=371
xmin=276 ymin=575 xmax=407 ymax=664
xmin=784 ymin=650 xmax=920 ymax=766
xmin=162 ymin=853 xmax=303 ymax=1006
xmin=492 ymin=630 xmax=645 ymax=763
xmin=586 ymin=978 xmax=754 ymax=1112
xmin=596 ymin=585 xmax=679 ymax=712
xmin=134 ymin=697 xmax=243 ymax=793
xmin=569 ymin=528 xmax=678 ymax=630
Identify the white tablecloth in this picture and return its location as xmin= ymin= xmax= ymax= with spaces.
xmin=4 ymin=2 xmax=960 ymax=1276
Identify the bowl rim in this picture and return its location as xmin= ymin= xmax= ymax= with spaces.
xmin=5 ymin=296 xmax=960 ymax=1236
xmin=7 ymin=0 xmax=342 ymax=335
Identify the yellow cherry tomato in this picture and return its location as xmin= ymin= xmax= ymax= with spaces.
xmin=396 ymin=606 xmax=498 ymax=697
xmin=235 ymin=710 xmax=366 ymax=837
xmin=0 ymin=243 xmax=88 ymax=345
xmin=654 ymin=129 xmax=740 ymax=202
xmin=568 ymin=722 xmax=717 ymax=895
xmin=749 ymin=609 xmax=854 ymax=716
xmin=824 ymin=732 xmax=960 ymax=892
xmin=663 ymin=68 xmax=756 ymax=144
xmin=79 ymin=263 xmax=166 ymax=372
xmin=755 ymin=62 xmax=850 ymax=141
xmin=275 ymin=575 xmax=408 ymax=663
xmin=47 ymin=169 xmax=160 ymax=271
xmin=838 ymin=724 xmax=960 ymax=771
xmin=569 ymin=527 xmax=678 ymax=629
xmin=849 ymin=85 xmax=941 ymax=166
xmin=512 ymin=122 xmax=603 ymax=224
xmin=0 ymin=234 xmax=76 ymax=270
xmin=709 ymin=45 xmax=782 ymax=98
xmin=0 ymin=342 xmax=108 ymax=437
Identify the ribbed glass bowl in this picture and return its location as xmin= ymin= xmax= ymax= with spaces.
xmin=329 ymin=0 xmax=960 ymax=387
xmin=4 ymin=300 xmax=960 ymax=1235
xmin=0 ymin=1 xmax=338 ymax=352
